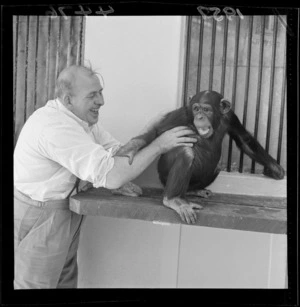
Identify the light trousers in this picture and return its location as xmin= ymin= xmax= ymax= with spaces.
xmin=14 ymin=188 xmax=85 ymax=289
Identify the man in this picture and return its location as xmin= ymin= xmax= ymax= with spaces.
xmin=14 ymin=65 xmax=196 ymax=289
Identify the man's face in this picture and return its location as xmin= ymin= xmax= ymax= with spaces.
xmin=69 ymin=74 xmax=104 ymax=126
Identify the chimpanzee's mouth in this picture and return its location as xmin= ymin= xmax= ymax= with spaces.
xmin=199 ymin=127 xmax=209 ymax=135
xmin=198 ymin=126 xmax=213 ymax=138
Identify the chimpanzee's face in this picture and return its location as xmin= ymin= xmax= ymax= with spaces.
xmin=190 ymin=90 xmax=231 ymax=138
xmin=192 ymin=102 xmax=214 ymax=138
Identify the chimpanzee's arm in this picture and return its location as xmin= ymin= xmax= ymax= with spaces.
xmin=114 ymin=112 xmax=167 ymax=164
xmin=226 ymin=111 xmax=285 ymax=179
xmin=115 ymin=128 xmax=158 ymax=164
xmin=115 ymin=107 xmax=191 ymax=164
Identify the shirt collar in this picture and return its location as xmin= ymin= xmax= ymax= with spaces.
xmin=47 ymin=98 xmax=95 ymax=133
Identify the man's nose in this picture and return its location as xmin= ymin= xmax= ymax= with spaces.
xmin=95 ymin=93 xmax=104 ymax=106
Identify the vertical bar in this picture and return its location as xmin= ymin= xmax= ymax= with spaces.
xmin=13 ymin=16 xmax=19 ymax=144
xmin=55 ymin=17 xmax=62 ymax=79
xmin=26 ymin=16 xmax=38 ymax=120
xmin=251 ymin=16 xmax=266 ymax=173
xmin=33 ymin=16 xmax=39 ymax=110
xmin=35 ymin=17 xmax=49 ymax=109
xmin=79 ymin=17 xmax=86 ymax=65
xmin=70 ymin=17 xmax=84 ymax=66
xmin=48 ymin=18 xmax=60 ymax=99
xmin=265 ymin=16 xmax=278 ymax=154
xmin=24 ymin=17 xmax=30 ymax=123
xmin=220 ymin=18 xmax=229 ymax=96
xmin=239 ymin=16 xmax=254 ymax=172
xmin=227 ymin=17 xmax=241 ymax=172
xmin=15 ymin=16 xmax=27 ymax=143
xmin=183 ymin=16 xmax=192 ymax=105
xmin=67 ymin=17 xmax=73 ymax=67
xmin=196 ymin=17 xmax=204 ymax=93
xmin=46 ymin=17 xmax=52 ymax=101
xmin=59 ymin=17 xmax=72 ymax=73
xmin=277 ymin=52 xmax=286 ymax=164
xmin=208 ymin=18 xmax=217 ymax=90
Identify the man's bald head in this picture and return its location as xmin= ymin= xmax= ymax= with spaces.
xmin=55 ymin=65 xmax=99 ymax=99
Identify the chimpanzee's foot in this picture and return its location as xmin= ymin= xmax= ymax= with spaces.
xmin=111 ymin=181 xmax=143 ymax=197
xmin=163 ymin=197 xmax=203 ymax=224
xmin=186 ymin=189 xmax=212 ymax=198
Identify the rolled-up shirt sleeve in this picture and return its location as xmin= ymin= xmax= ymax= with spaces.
xmin=38 ymin=122 xmax=115 ymax=188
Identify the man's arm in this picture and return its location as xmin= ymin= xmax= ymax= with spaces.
xmin=105 ymin=126 xmax=197 ymax=189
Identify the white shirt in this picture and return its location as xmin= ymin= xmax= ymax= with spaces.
xmin=14 ymin=99 xmax=122 ymax=201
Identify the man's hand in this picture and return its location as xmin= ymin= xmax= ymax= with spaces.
xmin=111 ymin=181 xmax=143 ymax=197
xmin=152 ymin=126 xmax=197 ymax=154
xmin=80 ymin=181 xmax=93 ymax=192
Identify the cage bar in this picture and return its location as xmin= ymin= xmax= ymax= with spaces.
xmin=251 ymin=16 xmax=266 ymax=174
xmin=239 ymin=16 xmax=254 ymax=172
xmin=227 ymin=17 xmax=241 ymax=172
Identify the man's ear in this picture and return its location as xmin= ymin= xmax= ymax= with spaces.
xmin=63 ymin=95 xmax=72 ymax=109
xmin=220 ymin=98 xmax=231 ymax=114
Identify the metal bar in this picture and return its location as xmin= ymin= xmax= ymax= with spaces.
xmin=183 ymin=16 xmax=192 ymax=105
xmin=227 ymin=16 xmax=241 ymax=172
xmin=13 ymin=16 xmax=19 ymax=144
xmin=35 ymin=17 xmax=49 ymax=109
xmin=209 ymin=18 xmax=217 ymax=90
xmin=15 ymin=16 xmax=27 ymax=142
xmin=265 ymin=16 xmax=278 ymax=154
xmin=67 ymin=17 xmax=73 ymax=67
xmin=48 ymin=18 xmax=59 ymax=99
xmin=277 ymin=47 xmax=286 ymax=164
xmin=80 ymin=17 xmax=86 ymax=64
xmin=33 ymin=16 xmax=39 ymax=110
xmin=46 ymin=17 xmax=52 ymax=101
xmin=55 ymin=17 xmax=62 ymax=79
xmin=26 ymin=16 xmax=38 ymax=118
xmin=196 ymin=17 xmax=204 ymax=93
xmin=239 ymin=16 xmax=254 ymax=173
xmin=220 ymin=18 xmax=228 ymax=96
xmin=251 ymin=16 xmax=266 ymax=173
xmin=24 ymin=16 xmax=30 ymax=123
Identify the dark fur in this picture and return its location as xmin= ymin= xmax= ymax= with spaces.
xmin=117 ymin=91 xmax=285 ymax=200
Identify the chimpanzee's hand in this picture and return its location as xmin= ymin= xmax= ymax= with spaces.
xmin=263 ymin=163 xmax=285 ymax=180
xmin=115 ymin=139 xmax=147 ymax=165
xmin=111 ymin=181 xmax=143 ymax=197
xmin=153 ymin=126 xmax=197 ymax=154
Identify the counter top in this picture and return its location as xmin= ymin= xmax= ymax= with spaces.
xmin=70 ymin=187 xmax=286 ymax=234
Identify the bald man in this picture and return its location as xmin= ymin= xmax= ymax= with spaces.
xmin=13 ymin=65 xmax=196 ymax=288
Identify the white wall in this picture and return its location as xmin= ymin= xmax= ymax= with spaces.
xmin=85 ymin=16 xmax=185 ymax=143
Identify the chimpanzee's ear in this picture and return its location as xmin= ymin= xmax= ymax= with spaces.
xmin=220 ymin=98 xmax=231 ymax=114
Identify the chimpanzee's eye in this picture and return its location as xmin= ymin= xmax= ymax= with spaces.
xmin=203 ymin=107 xmax=209 ymax=112
xmin=193 ymin=105 xmax=199 ymax=112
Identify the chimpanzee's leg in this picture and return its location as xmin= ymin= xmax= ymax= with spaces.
xmin=159 ymin=147 xmax=203 ymax=224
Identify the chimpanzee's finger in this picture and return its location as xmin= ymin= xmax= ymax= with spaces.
xmin=191 ymin=203 xmax=203 ymax=210
xmin=178 ymin=211 xmax=187 ymax=224
xmin=188 ymin=210 xmax=196 ymax=224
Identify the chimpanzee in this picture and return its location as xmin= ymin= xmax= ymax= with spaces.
xmin=116 ymin=90 xmax=285 ymax=224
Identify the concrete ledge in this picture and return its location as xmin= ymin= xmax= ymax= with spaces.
xmin=70 ymin=185 xmax=286 ymax=234
xmin=207 ymin=171 xmax=287 ymax=197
